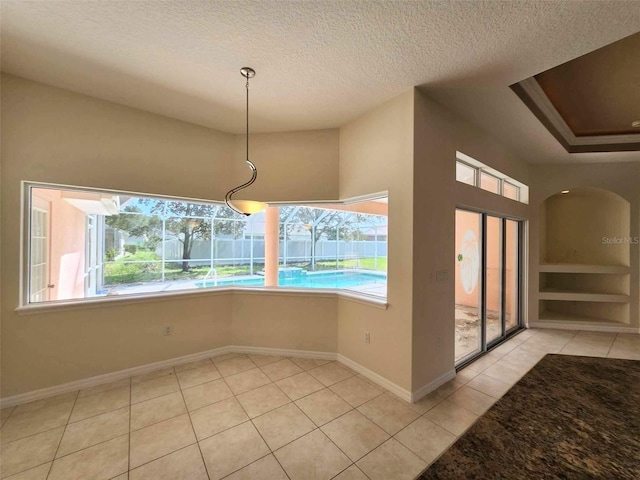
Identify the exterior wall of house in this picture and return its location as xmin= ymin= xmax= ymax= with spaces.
xmin=31 ymin=188 xmax=86 ymax=301
xmin=454 ymin=211 xmax=518 ymax=313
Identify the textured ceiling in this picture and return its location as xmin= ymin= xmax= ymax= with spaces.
xmin=2 ymin=0 xmax=640 ymax=164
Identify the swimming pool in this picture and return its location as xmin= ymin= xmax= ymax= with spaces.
xmin=196 ymin=270 xmax=386 ymax=289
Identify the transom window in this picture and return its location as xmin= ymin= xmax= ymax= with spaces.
xmin=455 ymin=152 xmax=528 ymax=204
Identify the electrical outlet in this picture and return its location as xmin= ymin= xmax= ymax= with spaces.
xmin=365 ymin=331 xmax=371 ymax=344
xmin=164 ymin=325 xmax=173 ymax=336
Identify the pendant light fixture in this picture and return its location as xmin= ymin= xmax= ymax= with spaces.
xmin=224 ymin=67 xmax=268 ymax=216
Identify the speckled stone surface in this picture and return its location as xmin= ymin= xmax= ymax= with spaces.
xmin=419 ymin=354 xmax=640 ymax=480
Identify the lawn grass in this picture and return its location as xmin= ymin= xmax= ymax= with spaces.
xmin=103 ymin=251 xmax=255 ymax=285
xmin=104 ymin=254 xmax=386 ymax=285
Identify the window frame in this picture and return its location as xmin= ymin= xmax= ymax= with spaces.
xmin=502 ymin=180 xmax=521 ymax=202
xmin=20 ymin=181 xmax=389 ymax=311
xmin=479 ymin=170 xmax=502 ymax=195
xmin=455 ymin=151 xmax=529 ymax=204
xmin=455 ymin=160 xmax=478 ymax=187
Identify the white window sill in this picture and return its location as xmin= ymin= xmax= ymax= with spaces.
xmin=15 ymin=286 xmax=388 ymax=315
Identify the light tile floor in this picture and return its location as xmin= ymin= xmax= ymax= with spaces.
xmin=1 ymin=329 xmax=638 ymax=480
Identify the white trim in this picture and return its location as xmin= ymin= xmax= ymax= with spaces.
xmin=232 ymin=345 xmax=337 ymax=361
xmin=15 ymin=287 xmax=234 ymax=314
xmin=519 ymin=78 xmax=640 ymax=146
xmin=336 ymin=354 xmax=412 ymax=402
xmin=230 ymin=287 xmax=336 ymax=299
xmin=410 ymin=369 xmax=457 ymax=403
xmin=337 ymin=290 xmax=388 ymax=309
xmin=268 ymin=191 xmax=389 ymax=206
xmin=16 ymin=287 xmax=387 ymax=315
xmin=455 ymin=151 xmax=529 ymax=204
xmin=21 ymin=180 xmax=387 ymax=211
xmin=19 ymin=180 xmax=388 ymax=314
xmin=0 ymin=345 xmax=234 ymax=408
xmin=529 ymin=321 xmax=640 ymax=334
xmin=1 ymin=346 xmax=413 ymax=409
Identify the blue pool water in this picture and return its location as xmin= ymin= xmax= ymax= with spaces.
xmin=196 ymin=270 xmax=386 ymax=289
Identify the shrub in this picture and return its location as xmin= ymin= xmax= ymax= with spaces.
xmin=124 ymin=244 xmax=138 ymax=254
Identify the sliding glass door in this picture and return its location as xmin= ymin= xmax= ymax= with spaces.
xmin=455 ymin=209 xmax=523 ymax=365
xmin=454 ymin=210 xmax=483 ymax=361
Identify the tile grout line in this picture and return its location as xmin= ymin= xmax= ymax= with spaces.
xmin=5 ymin=339 xmax=601 ymax=480
xmin=287 ymin=382 xmax=390 ymax=475
xmin=183 ymin=361 xmax=377 ymax=462
xmin=66 ymin=389 xmax=131 ymax=426
xmin=222 ymin=360 xmax=373 ymax=478
xmin=216 ymin=452 xmax=278 ymax=480
xmin=215 ymin=358 xmax=294 ymax=480
xmin=123 ymin=440 xmax=199 ymax=476
xmin=168 ymin=362 xmax=345 ymax=439
xmin=0 ymin=405 xmax=17 ymax=428
xmin=329 ymin=463 xmax=368 ymax=480
xmin=126 ymin=375 xmax=132 ymax=479
xmin=175 ymin=364 xmax=213 ymax=480
xmin=605 ymin=332 xmax=618 ymax=357
xmin=45 ymin=389 xmax=80 ymax=480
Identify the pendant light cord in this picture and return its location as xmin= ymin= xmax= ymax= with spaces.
xmin=246 ymin=76 xmax=249 ymax=162
xmin=224 ymin=67 xmax=261 ymax=216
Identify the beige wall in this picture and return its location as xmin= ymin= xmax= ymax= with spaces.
xmin=232 ymin=292 xmax=338 ymax=352
xmin=528 ymin=162 xmax=640 ymax=329
xmin=14 ymin=72 xmax=629 ymax=400
xmin=233 ymin=130 xmax=339 ymax=203
xmin=542 ymin=188 xmax=630 ymax=266
xmin=0 ymin=75 xmax=342 ymax=397
xmin=338 ymin=91 xmax=414 ymax=391
xmin=412 ymin=89 xmax=530 ymax=391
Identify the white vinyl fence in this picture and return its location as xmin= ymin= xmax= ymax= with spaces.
xmin=160 ymin=238 xmax=388 ymax=266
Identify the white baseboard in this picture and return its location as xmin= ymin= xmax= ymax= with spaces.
xmin=0 ymin=345 xmax=234 ymax=408
xmin=529 ymin=321 xmax=640 ymax=334
xmin=2 ymin=344 xmax=453 ymax=409
xmin=336 ymin=354 xmax=412 ymax=402
xmin=232 ymin=345 xmax=337 ymax=361
xmin=0 ymin=346 xmax=339 ymax=408
xmin=410 ymin=369 xmax=457 ymax=403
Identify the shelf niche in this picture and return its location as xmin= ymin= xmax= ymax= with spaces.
xmin=539 ymin=187 xmax=631 ymax=327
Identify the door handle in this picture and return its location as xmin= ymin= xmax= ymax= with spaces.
xmin=47 ymin=284 xmax=55 ymax=288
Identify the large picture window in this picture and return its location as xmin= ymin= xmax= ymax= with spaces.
xmin=24 ymin=184 xmax=388 ymax=305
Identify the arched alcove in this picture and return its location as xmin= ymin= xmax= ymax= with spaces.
xmin=541 ymin=187 xmax=630 ymax=266
xmin=538 ymin=187 xmax=631 ymax=326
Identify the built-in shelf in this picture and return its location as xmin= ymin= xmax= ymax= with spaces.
xmin=538 ymin=289 xmax=629 ymax=303
xmin=533 ymin=311 xmax=638 ymax=333
xmin=538 ymin=310 xmax=627 ymax=325
xmin=539 ymin=264 xmax=630 ymax=274
xmin=538 ymin=188 xmax=632 ymax=330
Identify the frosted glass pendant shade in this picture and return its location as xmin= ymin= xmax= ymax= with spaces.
xmin=227 ymin=199 xmax=268 ymax=216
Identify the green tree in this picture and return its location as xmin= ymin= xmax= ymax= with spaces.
xmin=105 ymin=206 xmax=162 ymax=251
xmin=279 ymin=207 xmax=349 ymax=271
xmin=141 ymin=200 xmax=245 ymax=272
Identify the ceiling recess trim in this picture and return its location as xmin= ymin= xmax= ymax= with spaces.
xmin=510 ymin=78 xmax=640 ymax=153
